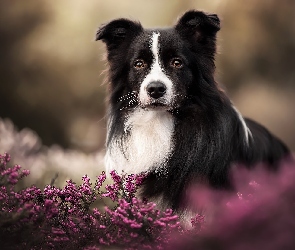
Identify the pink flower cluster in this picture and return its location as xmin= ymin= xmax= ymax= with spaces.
xmin=1 ymin=152 xmax=295 ymax=250
xmin=0 ymin=153 xmax=183 ymax=249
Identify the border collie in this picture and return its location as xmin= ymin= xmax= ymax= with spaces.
xmin=96 ymin=10 xmax=290 ymax=212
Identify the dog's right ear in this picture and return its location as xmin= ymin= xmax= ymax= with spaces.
xmin=175 ymin=10 xmax=220 ymax=41
xmin=96 ymin=19 xmax=143 ymax=49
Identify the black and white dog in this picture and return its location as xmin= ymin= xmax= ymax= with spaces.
xmin=96 ymin=10 xmax=290 ymax=211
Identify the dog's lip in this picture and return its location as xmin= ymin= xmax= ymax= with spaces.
xmin=141 ymin=101 xmax=171 ymax=110
xmin=150 ymin=102 xmax=166 ymax=107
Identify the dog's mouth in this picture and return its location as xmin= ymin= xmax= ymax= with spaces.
xmin=141 ymin=100 xmax=171 ymax=110
xmin=150 ymin=102 xmax=166 ymax=107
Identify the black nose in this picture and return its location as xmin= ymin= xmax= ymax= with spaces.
xmin=146 ymin=81 xmax=166 ymax=99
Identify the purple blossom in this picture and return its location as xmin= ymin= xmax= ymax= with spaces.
xmin=0 ymin=153 xmax=184 ymax=249
xmin=110 ymin=169 xmax=122 ymax=184
xmin=1 ymin=152 xmax=295 ymax=250
xmin=96 ymin=171 xmax=106 ymax=189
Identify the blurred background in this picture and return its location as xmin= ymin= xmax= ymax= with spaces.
xmin=0 ymin=0 xmax=294 ymax=187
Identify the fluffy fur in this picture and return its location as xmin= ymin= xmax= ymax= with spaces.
xmin=96 ymin=10 xmax=290 ymax=212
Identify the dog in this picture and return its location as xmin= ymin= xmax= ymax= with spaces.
xmin=96 ymin=10 xmax=290 ymax=213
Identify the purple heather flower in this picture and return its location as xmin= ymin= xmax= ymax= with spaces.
xmin=3 ymin=152 xmax=295 ymax=249
xmin=110 ymin=170 xmax=122 ymax=184
xmin=95 ymin=171 xmax=106 ymax=191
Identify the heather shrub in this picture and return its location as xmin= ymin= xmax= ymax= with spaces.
xmin=1 ymin=151 xmax=295 ymax=249
xmin=0 ymin=153 xmax=182 ymax=249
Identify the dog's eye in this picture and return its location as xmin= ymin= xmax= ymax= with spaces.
xmin=134 ymin=59 xmax=146 ymax=69
xmin=171 ymin=58 xmax=183 ymax=68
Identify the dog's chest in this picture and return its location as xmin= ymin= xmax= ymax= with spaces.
xmin=105 ymin=109 xmax=175 ymax=174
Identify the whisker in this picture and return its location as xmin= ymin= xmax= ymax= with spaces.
xmin=119 ymin=94 xmax=139 ymax=111
xmin=118 ymin=91 xmax=138 ymax=102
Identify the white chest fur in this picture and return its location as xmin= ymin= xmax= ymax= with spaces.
xmin=105 ymin=109 xmax=175 ymax=175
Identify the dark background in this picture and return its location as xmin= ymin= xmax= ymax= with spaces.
xmin=0 ymin=0 xmax=294 ymax=185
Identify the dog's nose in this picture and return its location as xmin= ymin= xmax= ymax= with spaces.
xmin=146 ymin=81 xmax=166 ymax=99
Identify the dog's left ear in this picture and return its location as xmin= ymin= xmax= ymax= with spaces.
xmin=175 ymin=10 xmax=220 ymax=41
xmin=96 ymin=18 xmax=143 ymax=50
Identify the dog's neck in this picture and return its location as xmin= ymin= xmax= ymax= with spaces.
xmin=105 ymin=108 xmax=175 ymax=175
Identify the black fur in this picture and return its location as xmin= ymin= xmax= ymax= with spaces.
xmin=97 ymin=10 xmax=290 ymax=211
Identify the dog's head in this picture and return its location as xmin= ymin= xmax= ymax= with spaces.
xmin=97 ymin=10 xmax=220 ymax=112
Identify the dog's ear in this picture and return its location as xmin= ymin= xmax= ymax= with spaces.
xmin=96 ymin=18 xmax=143 ymax=49
xmin=175 ymin=10 xmax=220 ymax=41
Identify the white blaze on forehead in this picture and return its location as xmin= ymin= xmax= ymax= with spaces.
xmin=139 ymin=32 xmax=174 ymax=105
xmin=151 ymin=32 xmax=161 ymax=68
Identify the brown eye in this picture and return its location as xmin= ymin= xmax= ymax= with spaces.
xmin=171 ymin=58 xmax=183 ymax=68
xmin=134 ymin=59 xmax=145 ymax=69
